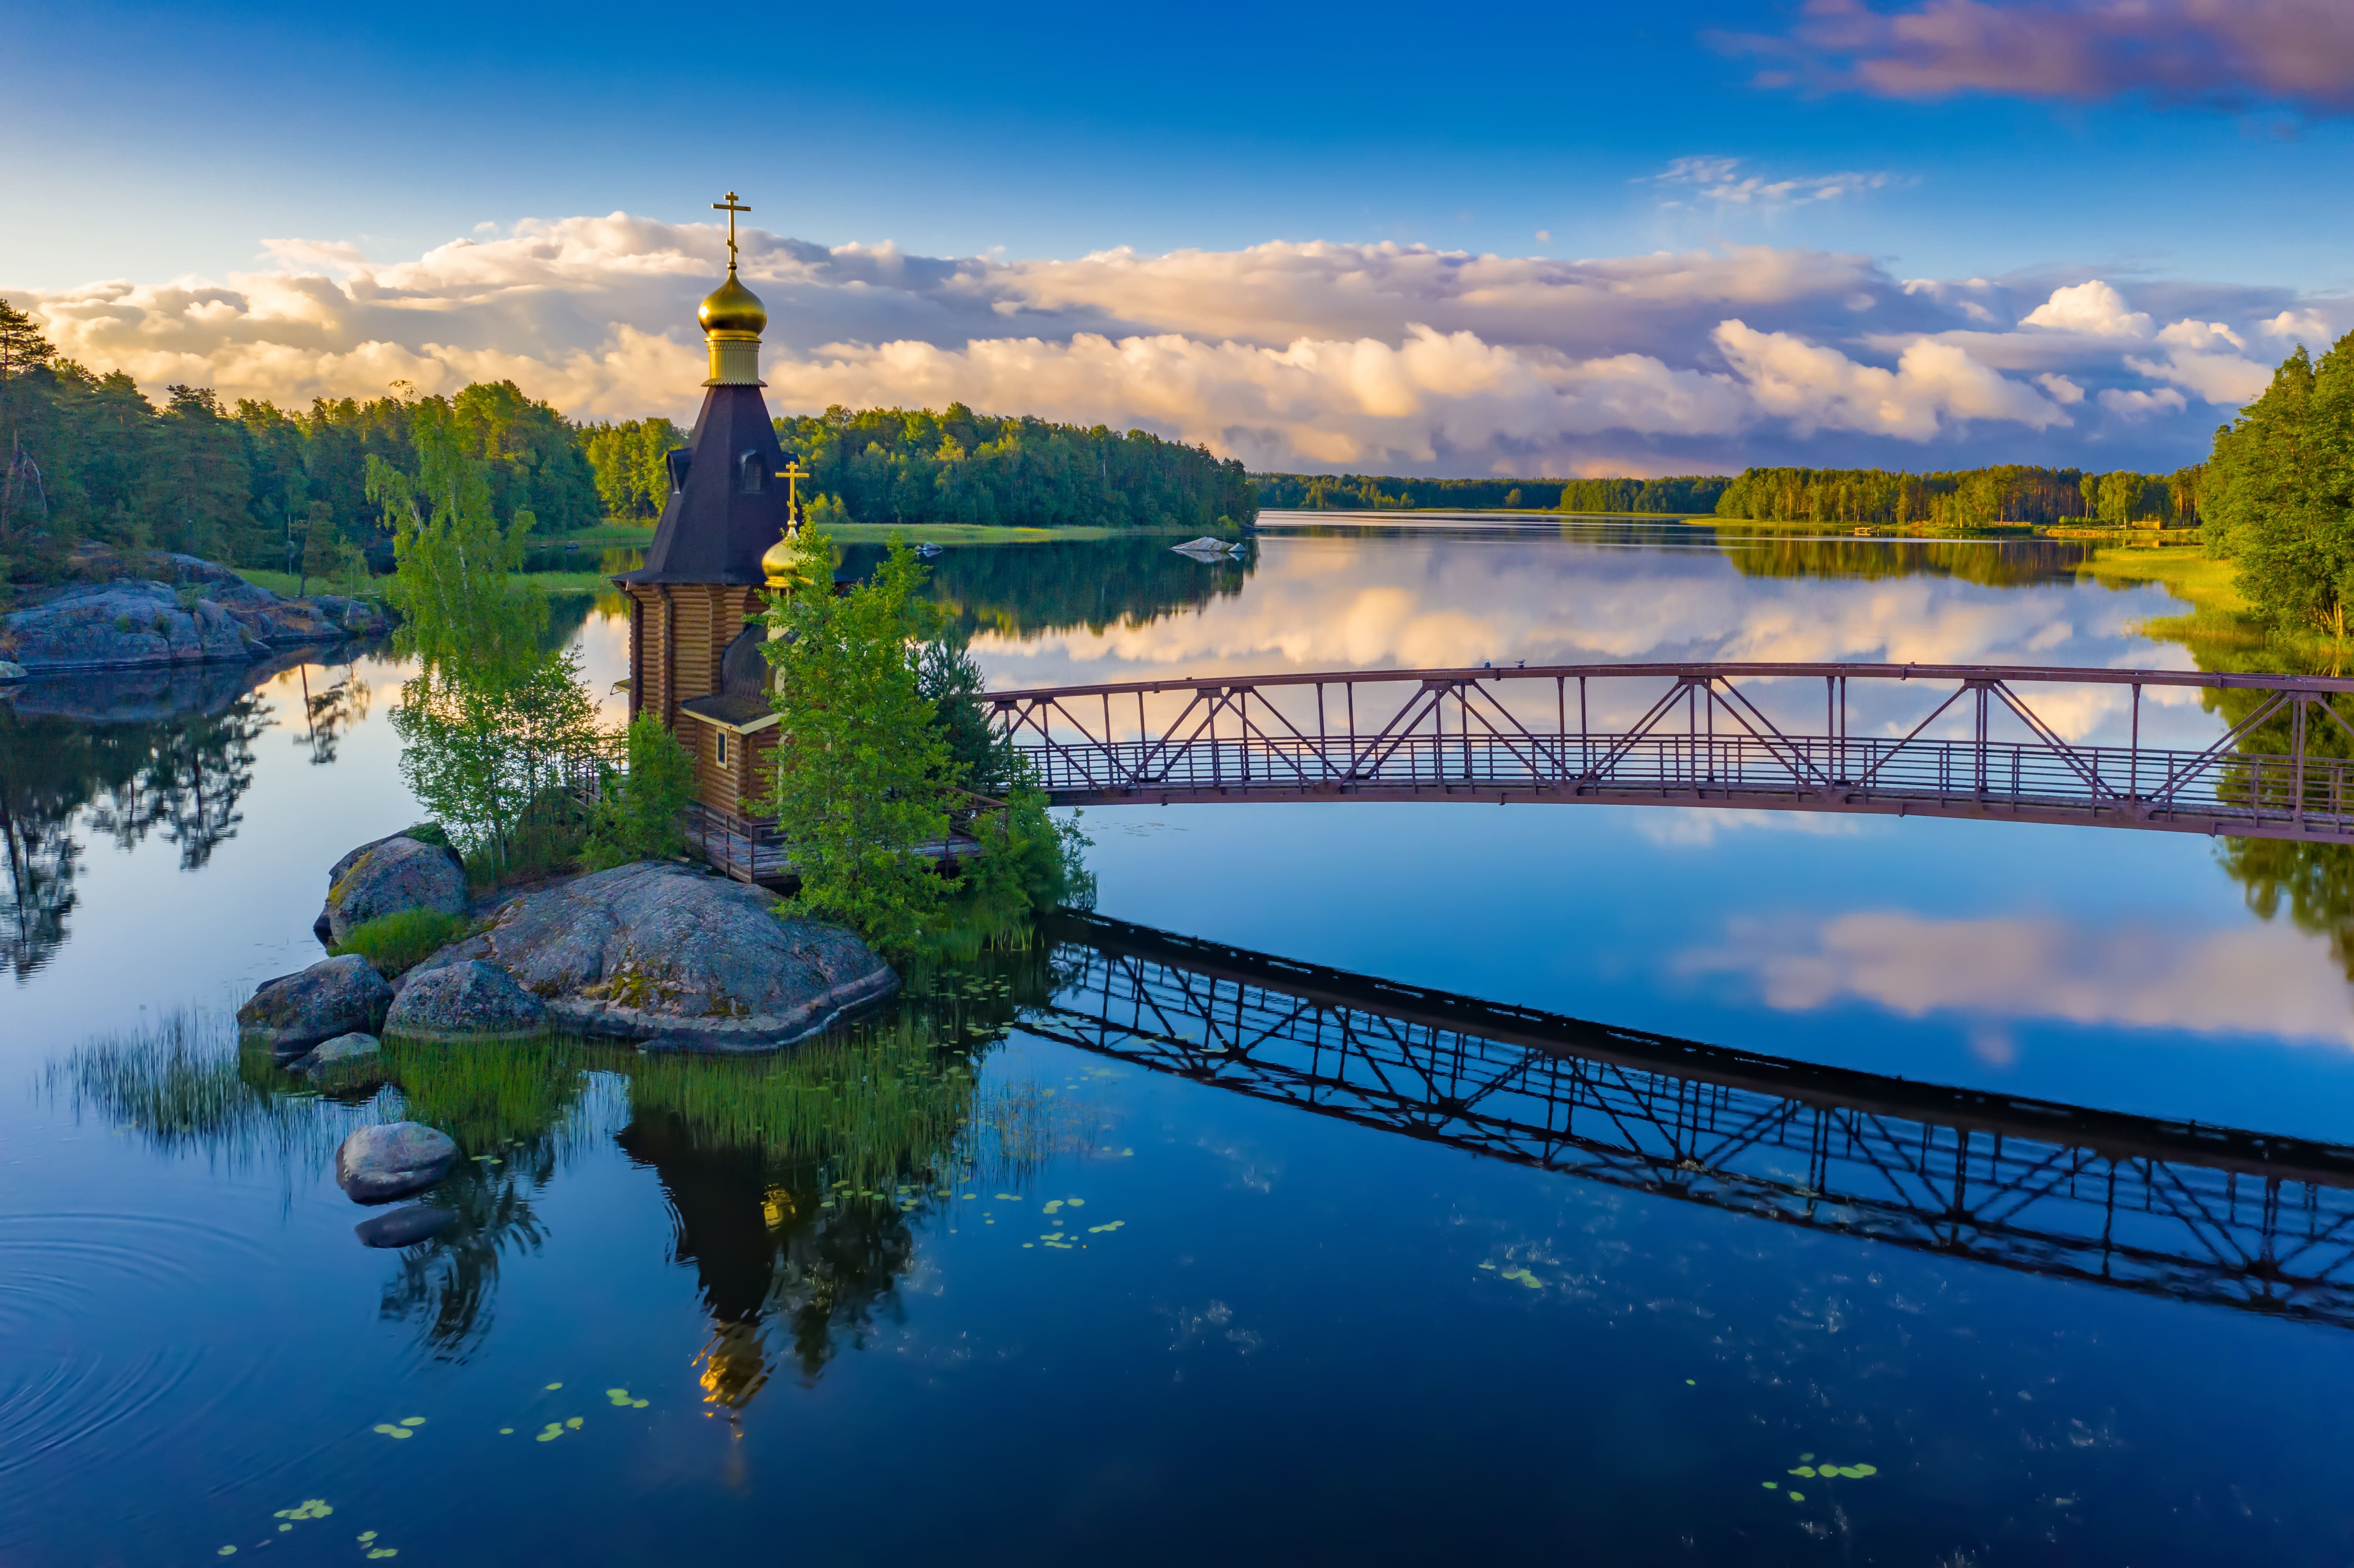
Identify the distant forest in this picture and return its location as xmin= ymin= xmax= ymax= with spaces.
xmin=1714 ymin=465 xmax=2200 ymax=528
xmin=1253 ymin=472 xmax=1730 ymax=513
xmin=776 ymin=405 xmax=1256 ymax=534
xmin=0 ymin=299 xmax=1256 ymax=586
xmin=1253 ymin=464 xmax=2201 ymax=529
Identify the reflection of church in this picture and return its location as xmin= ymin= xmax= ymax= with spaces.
xmin=612 ymin=195 xmax=807 ymax=872
xmin=613 ymin=1109 xmax=918 ymax=1413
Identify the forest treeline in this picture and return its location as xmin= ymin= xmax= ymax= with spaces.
xmin=776 ymin=405 xmax=1255 ymax=533
xmin=0 ymin=302 xmax=600 ymax=583
xmin=1252 ymin=464 xmax=2193 ymax=525
xmin=1713 ymin=465 xmax=2199 ymax=528
xmin=1253 ymin=472 xmax=1730 ymax=513
xmin=0 ymin=303 xmax=1256 ymax=586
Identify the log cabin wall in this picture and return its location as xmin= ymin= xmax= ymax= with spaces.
xmin=624 ymin=582 xmax=779 ymax=821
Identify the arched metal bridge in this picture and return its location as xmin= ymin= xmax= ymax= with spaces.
xmin=992 ymin=662 xmax=2354 ymax=842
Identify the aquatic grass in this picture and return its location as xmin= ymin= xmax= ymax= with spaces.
xmin=378 ymin=1036 xmax=610 ymax=1157
xmin=40 ymin=1009 xmax=348 ymax=1173
xmin=328 ymin=908 xmax=470 ymax=978
xmin=626 ymin=1013 xmax=981 ymax=1192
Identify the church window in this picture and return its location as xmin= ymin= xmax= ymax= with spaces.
xmin=717 ymin=731 xmax=729 ymax=765
xmin=739 ymin=453 xmax=766 ymax=492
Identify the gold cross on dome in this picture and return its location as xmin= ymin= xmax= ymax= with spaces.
xmin=713 ymin=191 xmax=750 ymax=269
xmin=779 ymin=458 xmax=807 ymax=524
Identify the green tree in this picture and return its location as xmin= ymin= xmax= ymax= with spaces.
xmin=762 ymin=528 xmax=954 ymax=952
xmin=374 ymin=404 xmax=604 ymax=877
xmin=584 ymin=714 xmax=696 ymax=869
xmin=2206 ymin=336 xmax=2354 ymax=637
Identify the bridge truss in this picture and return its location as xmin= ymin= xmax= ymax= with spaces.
xmin=993 ymin=663 xmax=2354 ymax=841
xmin=1031 ymin=914 xmax=2354 ymax=1329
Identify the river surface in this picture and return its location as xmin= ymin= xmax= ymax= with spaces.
xmin=8 ymin=517 xmax=2354 ymax=1565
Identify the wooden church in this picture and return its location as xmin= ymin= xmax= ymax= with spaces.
xmin=612 ymin=195 xmax=806 ymax=874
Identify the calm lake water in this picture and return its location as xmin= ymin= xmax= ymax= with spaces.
xmin=9 ymin=516 xmax=2354 ymax=1565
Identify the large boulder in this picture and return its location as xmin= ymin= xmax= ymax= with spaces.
xmin=237 ymin=955 xmax=392 ymax=1055
xmin=336 ymin=1122 xmax=459 ymax=1204
xmin=384 ymin=959 xmax=548 ymax=1040
xmin=409 ymin=861 xmax=898 ymax=1051
xmin=326 ymin=835 xmax=468 ymax=945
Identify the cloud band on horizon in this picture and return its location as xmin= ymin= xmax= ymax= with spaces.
xmin=7 ymin=213 xmax=2328 ymax=476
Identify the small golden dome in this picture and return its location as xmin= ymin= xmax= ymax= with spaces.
xmin=761 ymin=524 xmax=799 ymax=588
xmin=698 ymin=269 xmax=767 ymax=337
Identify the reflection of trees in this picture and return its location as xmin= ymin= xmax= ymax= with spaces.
xmin=1723 ymin=535 xmax=2096 ymax=588
xmin=840 ymin=537 xmax=1253 ymax=641
xmin=47 ymin=955 xmax=1066 ymax=1384
xmin=293 ymin=661 xmax=371 ymax=767
xmin=1 ymin=691 xmax=270 ymax=977
xmin=2194 ymin=664 xmax=2354 ymax=981
xmin=375 ymin=1162 xmax=554 ymax=1357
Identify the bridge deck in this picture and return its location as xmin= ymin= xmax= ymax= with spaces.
xmin=994 ymin=662 xmax=2354 ymax=841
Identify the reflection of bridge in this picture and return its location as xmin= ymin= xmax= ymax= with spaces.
xmin=993 ymin=663 xmax=2354 ymax=842
xmin=1031 ymin=913 xmax=2354 ymax=1328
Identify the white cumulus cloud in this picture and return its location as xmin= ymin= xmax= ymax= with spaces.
xmin=4 ymin=215 xmax=2327 ymax=473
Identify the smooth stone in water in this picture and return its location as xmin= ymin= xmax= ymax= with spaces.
xmin=353 ymin=1205 xmax=458 ymax=1248
xmin=384 ymin=959 xmax=547 ymax=1040
xmin=237 ymin=955 xmax=392 ymax=1055
xmin=293 ymin=1031 xmax=380 ymax=1074
xmin=336 ymin=1122 xmax=459 ymax=1204
xmin=406 ymin=861 xmax=897 ymax=1051
xmin=327 ymin=835 xmax=467 ymax=946
xmin=0 ymin=660 xmax=25 ymax=681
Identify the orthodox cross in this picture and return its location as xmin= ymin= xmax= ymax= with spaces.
xmin=713 ymin=191 xmax=750 ymax=269
xmin=780 ymin=458 xmax=807 ymax=523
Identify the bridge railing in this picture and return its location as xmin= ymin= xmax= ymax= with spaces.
xmin=989 ymin=662 xmax=2354 ymax=840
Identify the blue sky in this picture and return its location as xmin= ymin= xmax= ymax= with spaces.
xmin=10 ymin=0 xmax=2354 ymax=475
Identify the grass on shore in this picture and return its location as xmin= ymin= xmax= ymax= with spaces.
xmin=2070 ymin=544 xmax=2354 ymax=670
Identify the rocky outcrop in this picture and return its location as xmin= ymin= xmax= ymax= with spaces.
xmin=336 ymin=1122 xmax=459 ymax=1203
xmin=0 ymin=580 xmax=254 ymax=671
xmin=237 ymin=955 xmax=393 ymax=1055
xmin=326 ymin=836 xmax=468 ymax=945
xmin=292 ymin=1031 xmax=381 ymax=1075
xmin=383 ymin=959 xmax=548 ymax=1040
xmin=0 ymin=547 xmax=387 ymax=674
xmin=409 ymin=861 xmax=898 ymax=1051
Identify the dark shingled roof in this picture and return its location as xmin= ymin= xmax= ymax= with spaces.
xmin=617 ymin=384 xmax=795 ymax=585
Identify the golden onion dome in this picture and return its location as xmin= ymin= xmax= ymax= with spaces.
xmin=698 ymin=269 xmax=767 ymax=336
xmin=761 ymin=524 xmax=800 ymax=588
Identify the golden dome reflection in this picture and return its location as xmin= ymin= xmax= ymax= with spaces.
xmin=698 ymin=270 xmax=767 ymax=337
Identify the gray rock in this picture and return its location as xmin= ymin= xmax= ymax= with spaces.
xmin=329 ymin=826 xmax=463 ymax=888
xmin=293 ymin=1031 xmax=380 ymax=1074
xmin=327 ymin=835 xmax=468 ymax=946
xmin=353 ymin=1205 xmax=458 ymax=1248
xmin=384 ymin=959 xmax=548 ymax=1040
xmin=410 ymin=861 xmax=897 ymax=1050
xmin=0 ymin=660 xmax=24 ymax=681
xmin=237 ymin=955 xmax=392 ymax=1055
xmin=336 ymin=1122 xmax=459 ymax=1204
xmin=0 ymin=581 xmax=252 ymax=672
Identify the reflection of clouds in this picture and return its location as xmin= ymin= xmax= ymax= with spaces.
xmin=1678 ymin=911 xmax=2354 ymax=1046
xmin=1630 ymin=808 xmax=1865 ymax=848
xmin=973 ymin=535 xmax=2219 ymax=748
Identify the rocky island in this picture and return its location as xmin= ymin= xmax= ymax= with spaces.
xmin=0 ymin=545 xmax=386 ymax=677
